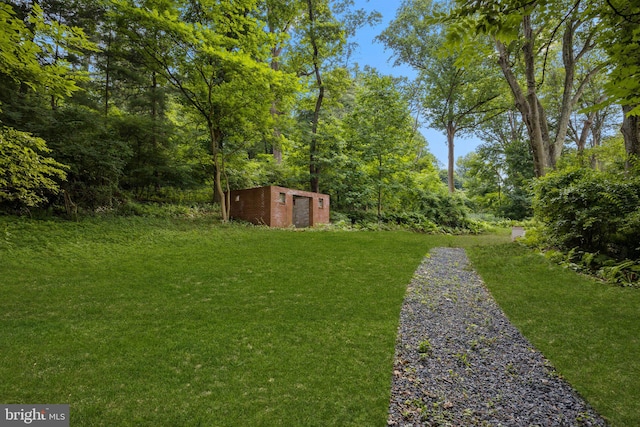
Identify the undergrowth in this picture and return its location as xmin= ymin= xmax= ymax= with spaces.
xmin=519 ymin=223 xmax=640 ymax=287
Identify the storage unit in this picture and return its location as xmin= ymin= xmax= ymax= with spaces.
xmin=228 ymin=186 xmax=330 ymax=228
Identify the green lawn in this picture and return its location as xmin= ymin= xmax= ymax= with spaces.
xmin=0 ymin=217 xmax=443 ymax=426
xmin=1 ymin=217 xmax=638 ymax=426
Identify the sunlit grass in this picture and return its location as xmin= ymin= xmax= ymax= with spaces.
xmin=2 ymin=217 xmax=637 ymax=426
xmin=1 ymin=216 xmax=435 ymax=426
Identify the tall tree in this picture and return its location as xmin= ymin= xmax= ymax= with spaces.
xmin=380 ymin=0 xmax=504 ymax=193
xmin=0 ymin=1 xmax=96 ymax=208
xmin=286 ymin=0 xmax=378 ymax=193
xmin=290 ymin=0 xmax=346 ymax=193
xmin=344 ymin=69 xmax=418 ymax=217
xmin=0 ymin=2 xmax=93 ymax=105
xmin=115 ymin=0 xmax=295 ymax=221
xmin=260 ymin=0 xmax=306 ymax=163
xmin=598 ymin=0 xmax=640 ymax=167
xmin=462 ymin=109 xmax=535 ymax=219
xmin=444 ymin=0 xmax=604 ymax=177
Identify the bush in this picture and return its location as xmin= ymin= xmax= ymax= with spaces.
xmin=529 ymin=167 xmax=640 ymax=286
xmin=414 ymin=191 xmax=472 ymax=229
xmin=336 ymin=205 xmax=484 ymax=234
xmin=533 ymin=167 xmax=640 ymax=261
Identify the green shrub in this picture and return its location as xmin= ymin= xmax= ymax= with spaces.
xmin=533 ymin=167 xmax=640 ymax=261
xmin=528 ymin=167 xmax=640 ymax=286
xmin=112 ymin=200 xmax=220 ymax=220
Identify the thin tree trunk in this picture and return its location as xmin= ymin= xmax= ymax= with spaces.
xmin=271 ymin=102 xmax=283 ymax=164
xmin=447 ymin=122 xmax=456 ymax=193
xmin=104 ymin=31 xmax=111 ymax=117
xmin=210 ymin=125 xmax=228 ymax=222
xmin=377 ymin=155 xmax=383 ymax=219
xmin=576 ymin=111 xmax=595 ymax=154
xmin=270 ymin=28 xmax=283 ymax=163
xmin=151 ymin=71 xmax=158 ymax=147
xmin=307 ymin=0 xmax=323 ymax=193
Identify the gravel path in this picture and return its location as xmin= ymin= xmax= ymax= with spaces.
xmin=388 ymin=247 xmax=607 ymax=426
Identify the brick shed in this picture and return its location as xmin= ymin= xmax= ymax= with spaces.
xmin=228 ymin=186 xmax=330 ymax=228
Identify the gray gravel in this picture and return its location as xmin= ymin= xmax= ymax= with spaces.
xmin=388 ymin=247 xmax=608 ymax=427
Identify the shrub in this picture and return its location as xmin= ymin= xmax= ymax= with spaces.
xmin=533 ymin=167 xmax=640 ymax=261
xmin=415 ymin=191 xmax=472 ymax=229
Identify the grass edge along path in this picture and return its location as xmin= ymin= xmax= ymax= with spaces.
xmin=1 ymin=217 xmax=439 ymax=426
xmin=467 ymin=243 xmax=640 ymax=427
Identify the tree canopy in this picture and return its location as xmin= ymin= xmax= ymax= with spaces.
xmin=0 ymin=0 xmax=637 ymax=251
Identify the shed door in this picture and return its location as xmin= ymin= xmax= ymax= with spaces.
xmin=293 ymin=196 xmax=311 ymax=228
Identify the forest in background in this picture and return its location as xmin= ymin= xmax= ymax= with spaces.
xmin=1 ymin=1 xmax=639 ymax=282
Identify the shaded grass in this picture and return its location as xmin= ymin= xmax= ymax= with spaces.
xmin=467 ymin=243 xmax=640 ymax=427
xmin=1 ymin=216 xmax=441 ymax=426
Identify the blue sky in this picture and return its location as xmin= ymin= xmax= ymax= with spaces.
xmin=349 ymin=1 xmax=481 ymax=167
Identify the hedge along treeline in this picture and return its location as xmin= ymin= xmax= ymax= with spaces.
xmin=532 ymin=160 xmax=640 ymax=285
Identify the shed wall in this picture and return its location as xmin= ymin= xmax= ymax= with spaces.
xmin=228 ymin=186 xmax=330 ymax=228
xmin=228 ymin=186 xmax=272 ymax=226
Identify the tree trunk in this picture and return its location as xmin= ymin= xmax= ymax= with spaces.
xmin=307 ymin=0 xmax=323 ymax=193
xmin=209 ymin=125 xmax=228 ymax=222
xmin=621 ymin=104 xmax=640 ymax=170
xmin=496 ymin=38 xmax=548 ymax=177
xmin=446 ymin=122 xmax=456 ymax=193
xmin=151 ymin=71 xmax=158 ymax=150
xmin=551 ymin=20 xmax=577 ymax=167
xmin=309 ymin=91 xmax=322 ymax=193
xmin=270 ymin=102 xmax=283 ymax=164
xmin=270 ymin=30 xmax=283 ymax=164
xmin=377 ymin=155 xmax=383 ymax=219
xmin=495 ymin=13 xmax=598 ymax=177
xmin=104 ymin=31 xmax=111 ymax=117
xmin=522 ymin=16 xmax=551 ymax=176
xmin=576 ymin=111 xmax=596 ymax=154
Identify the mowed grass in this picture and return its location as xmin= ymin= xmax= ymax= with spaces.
xmin=2 ymin=217 xmax=638 ymax=426
xmin=467 ymin=244 xmax=640 ymax=427
xmin=1 ymin=216 xmax=444 ymax=426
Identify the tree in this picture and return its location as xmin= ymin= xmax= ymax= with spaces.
xmin=115 ymin=0 xmax=295 ymax=221
xmin=285 ymin=0 xmax=379 ymax=193
xmin=0 ymin=2 xmax=93 ymax=105
xmin=344 ymin=69 xmax=418 ymax=218
xmin=0 ymin=1 xmax=97 ymax=209
xmin=566 ymin=69 xmax=616 ymax=157
xmin=459 ymin=109 xmax=535 ymax=219
xmin=598 ymin=0 xmax=640 ymax=167
xmin=457 ymin=151 xmax=503 ymax=212
xmin=260 ymin=0 xmax=307 ymax=163
xmin=443 ymin=0 xmax=605 ymax=177
xmin=288 ymin=0 xmax=347 ymax=193
xmin=380 ymin=0 xmax=504 ymax=193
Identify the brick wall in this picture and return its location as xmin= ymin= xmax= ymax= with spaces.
xmin=228 ymin=186 xmax=330 ymax=228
